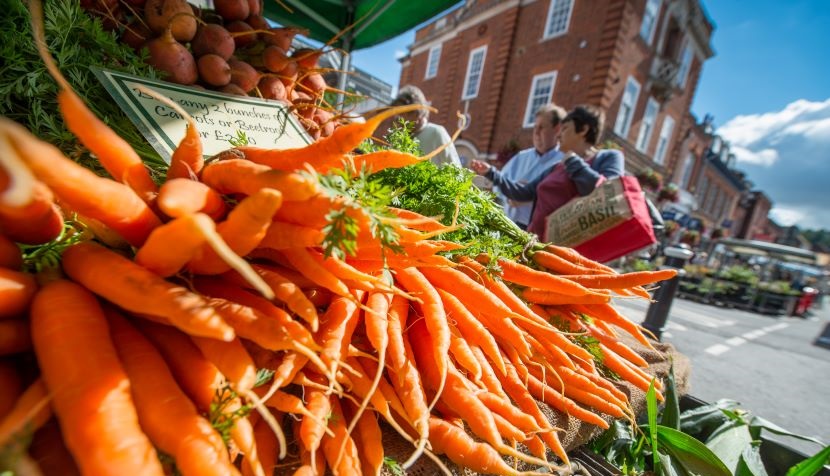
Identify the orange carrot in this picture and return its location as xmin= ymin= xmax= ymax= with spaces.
xmin=531 ymin=249 xmax=609 ymax=276
xmin=223 ymin=263 xmax=318 ymax=331
xmin=0 ymin=268 xmax=36 ymax=319
xmin=188 ymin=188 xmax=283 ymax=275
xmin=393 ymin=267 xmax=450 ymax=408
xmin=427 ymin=417 xmax=523 ymax=476
xmin=134 ymin=213 xmax=218 ymax=277
xmin=561 ymin=269 xmax=678 ymax=289
xmin=28 ymin=419 xmax=82 ymax=476
xmin=0 ymin=360 xmax=21 ymax=420
xmin=30 ymin=280 xmax=163 ymax=475
xmin=599 ymin=343 xmax=664 ymax=400
xmin=0 ymin=378 xmax=50 ymax=446
xmin=258 ymin=221 xmax=324 ymax=250
xmin=437 ymin=289 xmax=506 ymax=375
xmin=157 ymin=178 xmax=227 ymax=220
xmin=469 ymin=346 xmax=508 ymax=398
xmin=0 ymin=234 xmax=22 ymax=270
xmin=522 ymin=287 xmax=611 ymax=305
xmin=544 ymin=244 xmax=616 ymax=273
xmin=573 ymin=303 xmax=654 ymax=349
xmin=62 ymin=242 xmax=233 ymax=341
xmin=299 ymin=373 xmax=331 ymax=472
xmin=449 ymin=326 xmax=483 ymax=381
xmin=243 ymin=414 xmax=279 ymax=476
xmin=200 ymin=159 xmax=317 ymax=201
xmin=476 ymin=393 xmax=539 ymax=434
xmin=321 ymin=397 xmax=361 ymax=476
xmin=30 ymin=4 xmax=158 ymax=202
xmin=237 ymin=104 xmax=425 ymax=170
xmin=0 ymin=172 xmax=63 ymax=246
xmin=139 ymin=88 xmax=205 ymax=181
xmin=191 ymin=335 xmax=257 ymax=393
xmin=519 ymin=364 xmax=609 ymax=429
xmin=0 ymin=320 xmax=30 ymax=356
xmin=492 ymin=257 xmax=593 ymax=296
xmin=388 ymin=207 xmax=446 ymax=232
xmin=280 ymin=247 xmax=353 ymax=298
xmin=351 ymin=409 xmax=384 ymax=476
xmin=107 ymin=311 xmax=237 ymax=476
xmin=1 ymin=118 xmax=161 ymax=247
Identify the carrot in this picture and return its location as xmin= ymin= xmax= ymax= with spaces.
xmin=0 ymin=378 xmax=50 ymax=446
xmin=30 ymin=280 xmax=163 ymax=475
xmin=309 ymin=251 xmax=399 ymax=295
xmin=321 ymin=397 xmax=361 ymax=476
xmin=497 ymin=355 xmax=568 ymax=465
xmin=585 ymin=323 xmax=649 ymax=368
xmin=388 ymin=207 xmax=446 ymax=232
xmin=299 ymin=372 xmax=331 ymax=473
xmin=0 ymin=234 xmax=22 ymax=270
xmin=531 ymin=250 xmax=609 ymax=276
xmin=193 ymin=280 xmax=322 ymax=362
xmin=599 ymin=343 xmax=664 ymax=400
xmin=1 ymin=118 xmax=161 ymax=247
xmin=351 ymin=408 xmax=384 ymax=476
xmin=0 ymin=162 xmax=63 ymax=245
xmin=188 ymin=188 xmax=283 ymax=275
xmin=561 ymin=269 xmax=678 ymax=289
xmin=427 ymin=417 xmax=523 ymax=476
xmin=490 ymin=411 xmax=527 ymax=442
xmin=280 ymin=247 xmax=353 ymax=298
xmin=469 ymin=346 xmax=507 ymax=398
xmin=243 ymin=414 xmax=280 ymax=476
xmin=107 ymin=311 xmax=238 ymax=476
xmin=393 ymin=267 xmax=450 ymax=410
xmin=544 ymin=244 xmax=616 ymax=273
xmin=134 ymin=213 xmax=219 ymax=277
xmin=237 ymin=104 xmax=426 ymax=170
xmin=476 ymin=393 xmax=539 ymax=434
xmin=0 ymin=320 xmax=30 ymax=356
xmin=0 ymin=268 xmax=36 ymax=319
xmin=491 ymin=257 xmax=593 ymax=296
xmin=0 ymin=360 xmax=21 ymax=420
xmin=437 ymin=289 xmax=506 ymax=375
xmin=422 ymin=267 xmax=532 ymax=359
xmin=525 ymin=363 xmax=626 ymax=418
xmin=553 ymin=365 xmax=631 ymax=410
xmin=200 ymin=159 xmax=317 ymax=201
xmin=519 ymin=365 xmax=609 ymax=429
xmin=573 ymin=303 xmax=654 ymax=349
xmin=223 ymin=263 xmax=318 ymax=331
xmin=258 ymin=221 xmax=324 ymax=249
xmin=522 ymin=287 xmax=611 ymax=305
xmin=62 ymin=242 xmax=234 ymax=341
xmin=30 ymin=3 xmax=158 ymax=202
xmin=135 ymin=87 xmax=205 ymax=181
xmin=157 ymin=178 xmax=227 ymax=220
xmin=449 ymin=327 xmax=483 ymax=381
xmin=191 ymin=335 xmax=257 ymax=393
xmin=315 ymin=293 xmax=362 ymax=384
xmin=28 ymin=419 xmax=82 ymax=476
xmin=294 ymin=413 xmax=327 ymax=476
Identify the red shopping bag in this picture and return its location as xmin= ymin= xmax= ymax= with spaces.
xmin=544 ymin=176 xmax=656 ymax=263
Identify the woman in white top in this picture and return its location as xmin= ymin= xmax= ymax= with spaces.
xmin=389 ymin=85 xmax=461 ymax=167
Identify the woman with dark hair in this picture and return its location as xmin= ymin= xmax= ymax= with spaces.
xmin=471 ymin=105 xmax=624 ymax=238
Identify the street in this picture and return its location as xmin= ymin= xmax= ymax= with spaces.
xmin=614 ymin=295 xmax=830 ymax=457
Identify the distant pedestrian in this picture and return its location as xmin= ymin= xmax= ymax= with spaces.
xmin=389 ymin=85 xmax=461 ymax=167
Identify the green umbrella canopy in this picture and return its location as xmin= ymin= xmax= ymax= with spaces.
xmin=263 ymin=0 xmax=461 ymax=51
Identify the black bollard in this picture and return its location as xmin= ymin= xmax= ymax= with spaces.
xmin=642 ymin=246 xmax=695 ymax=341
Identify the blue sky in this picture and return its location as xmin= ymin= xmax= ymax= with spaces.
xmin=344 ymin=0 xmax=830 ymax=230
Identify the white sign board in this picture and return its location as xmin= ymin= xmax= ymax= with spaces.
xmin=94 ymin=68 xmax=310 ymax=163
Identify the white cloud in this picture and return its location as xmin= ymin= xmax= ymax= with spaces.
xmin=716 ymin=97 xmax=830 ymax=230
xmin=394 ymin=49 xmax=408 ymax=60
xmin=730 ymin=146 xmax=779 ymax=167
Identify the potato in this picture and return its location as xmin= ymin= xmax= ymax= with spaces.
xmin=145 ymin=0 xmax=197 ymax=42
xmin=228 ymin=58 xmax=259 ymax=92
xmin=146 ymin=30 xmax=198 ymax=85
xmin=197 ymin=54 xmax=232 ymax=87
xmin=192 ymin=24 xmax=235 ymax=59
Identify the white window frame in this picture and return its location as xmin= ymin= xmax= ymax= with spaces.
xmin=543 ymin=0 xmax=575 ymax=40
xmin=522 ymin=71 xmax=558 ymax=128
xmin=677 ymin=41 xmax=694 ymax=88
xmin=635 ymin=97 xmax=660 ymax=152
xmin=654 ymin=115 xmax=675 ymax=165
xmin=461 ymin=45 xmax=487 ymax=100
xmin=679 ymin=152 xmax=695 ymax=189
xmin=640 ymin=0 xmax=661 ymax=45
xmin=614 ymin=76 xmax=641 ymax=139
xmin=424 ymin=44 xmax=441 ymax=80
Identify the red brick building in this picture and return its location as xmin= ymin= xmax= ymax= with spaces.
xmin=398 ymin=0 xmax=714 ymax=177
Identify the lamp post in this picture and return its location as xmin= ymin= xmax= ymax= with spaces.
xmin=642 ymin=245 xmax=695 ymax=341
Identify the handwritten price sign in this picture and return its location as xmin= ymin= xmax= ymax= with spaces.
xmin=94 ymin=68 xmax=310 ymax=163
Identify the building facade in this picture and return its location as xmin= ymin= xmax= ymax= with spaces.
xmin=398 ymin=0 xmax=714 ymax=175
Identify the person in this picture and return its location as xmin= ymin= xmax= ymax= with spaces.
xmin=490 ymin=104 xmax=567 ymax=230
xmin=388 ymin=85 xmax=461 ymax=167
xmin=470 ymin=105 xmax=624 ymax=239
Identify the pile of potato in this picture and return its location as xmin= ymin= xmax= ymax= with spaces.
xmin=84 ymin=0 xmax=337 ymax=139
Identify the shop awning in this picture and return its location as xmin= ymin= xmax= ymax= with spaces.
xmin=717 ymin=238 xmax=818 ymax=264
xmin=263 ymin=0 xmax=462 ymax=51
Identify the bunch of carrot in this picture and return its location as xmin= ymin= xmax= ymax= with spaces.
xmin=0 ymin=3 xmax=678 ymax=475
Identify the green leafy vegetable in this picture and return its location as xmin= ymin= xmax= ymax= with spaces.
xmin=0 ymin=0 xmax=164 ymax=179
